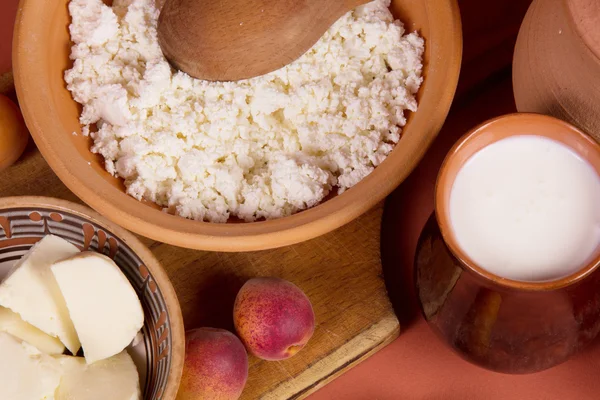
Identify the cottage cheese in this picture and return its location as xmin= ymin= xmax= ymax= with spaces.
xmin=65 ymin=0 xmax=424 ymax=222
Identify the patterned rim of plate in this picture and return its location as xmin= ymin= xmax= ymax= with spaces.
xmin=0 ymin=196 xmax=184 ymax=400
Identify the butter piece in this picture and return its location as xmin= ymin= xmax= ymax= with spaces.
xmin=0 ymin=332 xmax=62 ymax=399
xmin=56 ymin=351 xmax=141 ymax=400
xmin=51 ymin=252 xmax=144 ymax=364
xmin=0 ymin=306 xmax=65 ymax=355
xmin=0 ymin=235 xmax=81 ymax=354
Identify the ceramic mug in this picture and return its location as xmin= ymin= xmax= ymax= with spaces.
xmin=416 ymin=113 xmax=600 ymax=373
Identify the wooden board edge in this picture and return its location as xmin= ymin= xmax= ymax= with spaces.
xmin=261 ymin=316 xmax=401 ymax=400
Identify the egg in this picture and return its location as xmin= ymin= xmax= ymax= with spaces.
xmin=0 ymin=94 xmax=28 ymax=171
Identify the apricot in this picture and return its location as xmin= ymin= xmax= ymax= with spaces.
xmin=177 ymin=328 xmax=248 ymax=400
xmin=0 ymin=94 xmax=28 ymax=172
xmin=233 ymin=277 xmax=315 ymax=361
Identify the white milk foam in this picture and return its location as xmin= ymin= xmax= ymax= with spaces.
xmin=449 ymin=135 xmax=600 ymax=282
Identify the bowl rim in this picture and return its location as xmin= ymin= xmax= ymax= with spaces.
xmin=0 ymin=196 xmax=185 ymax=400
xmin=13 ymin=0 xmax=463 ymax=252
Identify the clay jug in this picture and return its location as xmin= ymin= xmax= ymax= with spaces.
xmin=417 ymin=114 xmax=600 ymax=373
xmin=513 ymin=0 xmax=600 ymax=141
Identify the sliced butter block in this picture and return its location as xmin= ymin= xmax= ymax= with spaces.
xmin=51 ymin=252 xmax=144 ymax=364
xmin=55 ymin=351 xmax=141 ymax=400
xmin=0 ymin=332 xmax=62 ymax=400
xmin=0 ymin=235 xmax=81 ymax=354
xmin=0 ymin=306 xmax=65 ymax=355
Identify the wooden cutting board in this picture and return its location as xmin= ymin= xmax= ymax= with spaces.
xmin=0 ymin=133 xmax=398 ymax=399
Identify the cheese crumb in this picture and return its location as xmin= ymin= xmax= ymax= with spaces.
xmin=65 ymin=0 xmax=424 ymax=222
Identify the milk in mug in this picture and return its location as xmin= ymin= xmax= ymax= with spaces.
xmin=449 ymin=135 xmax=600 ymax=282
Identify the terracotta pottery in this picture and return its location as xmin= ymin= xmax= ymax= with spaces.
xmin=13 ymin=0 xmax=462 ymax=252
xmin=0 ymin=197 xmax=185 ymax=398
xmin=513 ymin=0 xmax=600 ymax=142
xmin=416 ymin=113 xmax=600 ymax=373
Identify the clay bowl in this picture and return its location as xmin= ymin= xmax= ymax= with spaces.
xmin=0 ymin=196 xmax=184 ymax=399
xmin=13 ymin=0 xmax=462 ymax=251
xmin=417 ymin=114 xmax=600 ymax=373
xmin=513 ymin=0 xmax=600 ymax=142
